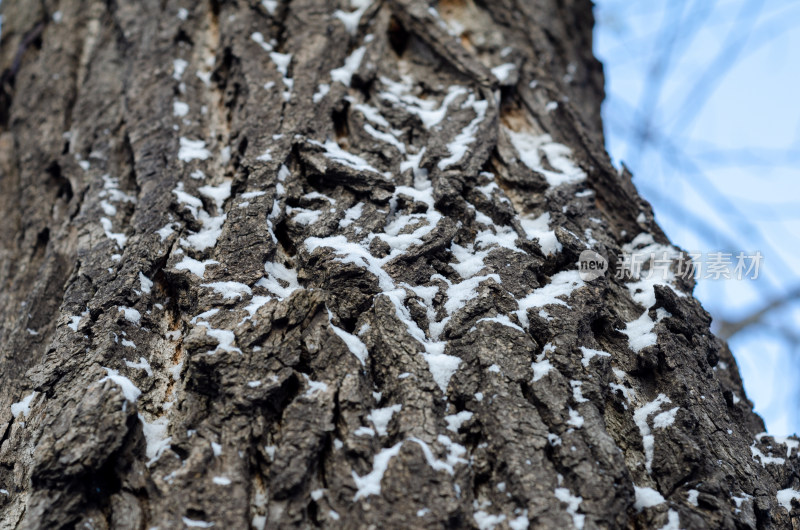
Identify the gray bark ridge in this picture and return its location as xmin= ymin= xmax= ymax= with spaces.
xmin=0 ymin=0 xmax=796 ymax=528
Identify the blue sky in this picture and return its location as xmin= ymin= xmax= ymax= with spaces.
xmin=595 ymin=0 xmax=800 ymax=434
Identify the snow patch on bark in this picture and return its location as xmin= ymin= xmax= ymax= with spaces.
xmin=777 ymin=488 xmax=800 ymax=511
xmin=172 ymin=182 xmax=230 ymax=252
xmin=178 ymin=138 xmax=210 ymax=161
xmin=633 ymin=394 xmax=671 ymax=473
xmin=367 ymin=404 xmax=402 ymax=436
xmin=175 ymin=257 xmax=219 ymax=278
xmin=331 ymin=46 xmax=366 ymax=86
xmin=257 ymin=262 xmax=301 ymax=299
xmin=505 ymin=128 xmax=586 ymax=188
xmin=99 ymin=367 xmax=141 ymax=402
xmin=352 ymin=443 xmax=403 ymax=500
xmin=660 ymin=510 xmax=680 ymax=530
xmin=333 ymin=0 xmax=372 ymax=35
xmin=554 ymin=487 xmax=584 ymax=529
xmin=473 ymin=511 xmax=506 ymax=530
xmin=444 ymin=410 xmax=473 ymax=432
xmin=618 ymin=233 xmax=683 ymax=352
xmin=515 ymin=271 xmax=584 ymax=327
xmin=380 ymin=77 xmax=467 ymax=129
xmin=474 ymin=314 xmax=524 ymax=333
xmin=339 ymin=202 xmax=364 ymax=228
xmin=580 ymin=346 xmax=611 ymax=367
xmin=328 ymin=309 xmax=369 ymax=365
xmin=139 ymin=414 xmax=171 ymax=466
xmin=438 ymin=93 xmax=488 ymax=169
xmin=201 ymin=282 xmax=252 ymax=300
xmin=520 ymin=212 xmax=562 ymax=255
xmin=10 ymin=391 xmax=37 ymax=419
xmin=750 ymin=443 xmax=786 ymax=467
xmin=634 ymin=485 xmax=665 ymax=511
xmin=138 ymin=272 xmax=153 ymax=294
xmin=118 ymin=306 xmax=141 ymax=325
xmin=308 ymin=139 xmax=388 ymax=177
xmin=182 ymin=517 xmax=214 ymax=528
xmin=124 ymin=357 xmax=153 ymax=377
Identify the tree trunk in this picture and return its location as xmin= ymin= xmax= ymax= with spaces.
xmin=0 ymin=0 xmax=796 ymax=528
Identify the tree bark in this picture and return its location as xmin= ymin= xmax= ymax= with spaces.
xmin=0 ymin=0 xmax=796 ymax=528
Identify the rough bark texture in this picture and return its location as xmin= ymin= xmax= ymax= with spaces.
xmin=0 ymin=0 xmax=798 ymax=529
